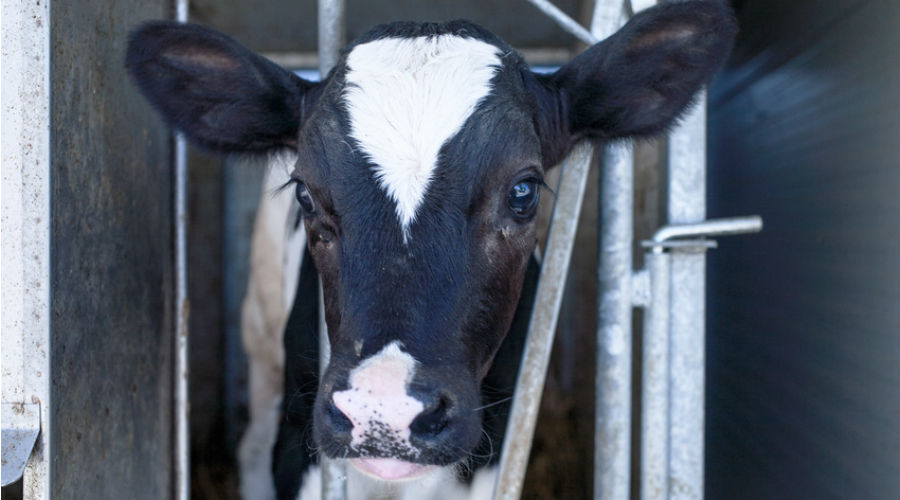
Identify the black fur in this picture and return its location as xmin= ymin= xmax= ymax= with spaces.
xmin=272 ymin=251 xmax=320 ymax=500
xmin=125 ymin=21 xmax=316 ymax=152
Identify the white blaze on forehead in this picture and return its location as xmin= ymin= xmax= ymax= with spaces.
xmin=344 ymin=35 xmax=502 ymax=241
xmin=332 ymin=341 xmax=424 ymax=452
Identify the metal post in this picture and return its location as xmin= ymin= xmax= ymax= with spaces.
xmin=665 ymin=94 xmax=707 ymax=500
xmin=591 ymin=2 xmax=645 ymax=497
xmin=595 ymin=140 xmax=634 ymax=500
xmin=174 ymin=133 xmax=190 ymax=500
xmin=317 ymin=1 xmax=346 ymax=498
xmin=318 ymin=0 xmax=345 ymax=77
xmin=1 ymin=0 xmax=52 ymax=497
xmin=640 ymin=250 xmax=670 ymax=500
xmin=174 ymin=2 xmax=191 ymax=499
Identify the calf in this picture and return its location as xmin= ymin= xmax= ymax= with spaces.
xmin=126 ymin=2 xmax=735 ymax=498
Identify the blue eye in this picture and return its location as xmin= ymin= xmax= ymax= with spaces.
xmin=508 ymin=178 xmax=540 ymax=217
xmin=295 ymin=181 xmax=316 ymax=214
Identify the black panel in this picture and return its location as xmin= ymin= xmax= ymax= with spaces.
xmin=50 ymin=1 xmax=174 ymax=498
xmin=707 ymin=1 xmax=900 ymax=498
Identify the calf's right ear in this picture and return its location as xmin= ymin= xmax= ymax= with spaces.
xmin=126 ymin=21 xmax=318 ymax=153
xmin=528 ymin=0 xmax=737 ymax=166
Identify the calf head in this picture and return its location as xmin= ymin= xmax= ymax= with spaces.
xmin=127 ymin=1 xmax=734 ymax=481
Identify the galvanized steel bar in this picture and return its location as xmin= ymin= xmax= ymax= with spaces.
xmin=174 ymin=133 xmax=190 ymax=500
xmin=318 ymin=0 xmax=345 ymax=77
xmin=1 ymin=0 xmax=52 ymax=496
xmin=640 ymin=250 xmax=670 ymax=500
xmin=665 ymin=94 xmax=707 ymax=500
xmin=595 ymin=141 xmax=635 ymax=500
xmin=494 ymin=142 xmax=594 ymax=500
xmin=174 ymin=2 xmax=191 ymax=499
xmin=525 ymin=0 xmax=599 ymax=45
xmin=318 ymin=1 xmax=347 ymax=498
xmin=590 ymin=5 xmax=638 ymax=499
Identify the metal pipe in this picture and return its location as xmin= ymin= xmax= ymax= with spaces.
xmin=640 ymin=251 xmax=670 ymax=500
xmin=665 ymin=94 xmax=706 ymax=500
xmin=591 ymin=3 xmax=639 ymax=498
xmin=650 ymin=216 xmax=763 ymax=244
xmin=173 ymin=5 xmax=191 ymax=500
xmin=317 ymin=0 xmax=345 ymax=77
xmin=317 ymin=1 xmax=346 ymax=498
xmin=595 ymin=141 xmax=634 ymax=500
xmin=173 ymin=0 xmax=191 ymax=496
xmin=174 ymin=134 xmax=190 ymax=500
xmin=525 ymin=0 xmax=599 ymax=45
xmin=494 ymin=142 xmax=594 ymax=500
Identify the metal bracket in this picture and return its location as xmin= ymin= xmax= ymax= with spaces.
xmin=2 ymin=403 xmax=41 ymax=486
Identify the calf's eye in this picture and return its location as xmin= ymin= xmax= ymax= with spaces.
xmin=508 ymin=179 xmax=540 ymax=217
xmin=295 ymin=181 xmax=316 ymax=214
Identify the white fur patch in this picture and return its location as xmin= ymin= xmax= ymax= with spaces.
xmin=344 ymin=35 xmax=501 ymax=242
xmin=332 ymin=341 xmax=424 ymax=456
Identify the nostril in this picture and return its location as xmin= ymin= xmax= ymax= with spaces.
xmin=327 ymin=401 xmax=353 ymax=433
xmin=410 ymin=395 xmax=451 ymax=438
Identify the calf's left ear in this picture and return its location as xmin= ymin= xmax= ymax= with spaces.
xmin=530 ymin=1 xmax=737 ymax=166
xmin=126 ymin=21 xmax=317 ymax=153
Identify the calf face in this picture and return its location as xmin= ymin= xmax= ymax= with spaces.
xmin=127 ymin=1 xmax=735 ymax=481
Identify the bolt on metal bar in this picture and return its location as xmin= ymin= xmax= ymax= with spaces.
xmin=525 ymin=0 xmax=599 ymax=45
xmin=494 ymin=142 xmax=594 ymax=500
xmin=174 ymin=2 xmax=191 ymax=499
xmin=317 ymin=1 xmax=347 ymax=498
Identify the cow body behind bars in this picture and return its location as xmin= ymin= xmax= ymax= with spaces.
xmin=126 ymin=3 xmax=734 ymax=498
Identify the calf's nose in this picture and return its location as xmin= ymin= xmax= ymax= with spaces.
xmin=331 ymin=341 xmax=426 ymax=453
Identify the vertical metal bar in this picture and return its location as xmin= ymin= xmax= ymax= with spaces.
xmin=174 ymin=136 xmax=190 ymax=500
xmin=590 ymin=3 xmax=636 ymax=498
xmin=317 ymin=1 xmax=346 ymax=498
xmin=174 ymin=2 xmax=190 ymax=500
xmin=318 ymin=0 xmax=345 ymax=77
xmin=2 ymin=0 xmax=52 ymax=496
xmin=595 ymin=141 xmax=634 ymax=500
xmin=640 ymin=250 xmax=670 ymax=500
xmin=666 ymin=94 xmax=707 ymax=500
xmin=494 ymin=142 xmax=594 ymax=500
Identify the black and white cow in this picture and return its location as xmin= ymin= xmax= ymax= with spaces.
xmin=127 ymin=2 xmax=735 ymax=498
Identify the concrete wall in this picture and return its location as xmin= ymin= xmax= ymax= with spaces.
xmin=49 ymin=1 xmax=175 ymax=497
xmin=706 ymin=1 xmax=900 ymax=497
